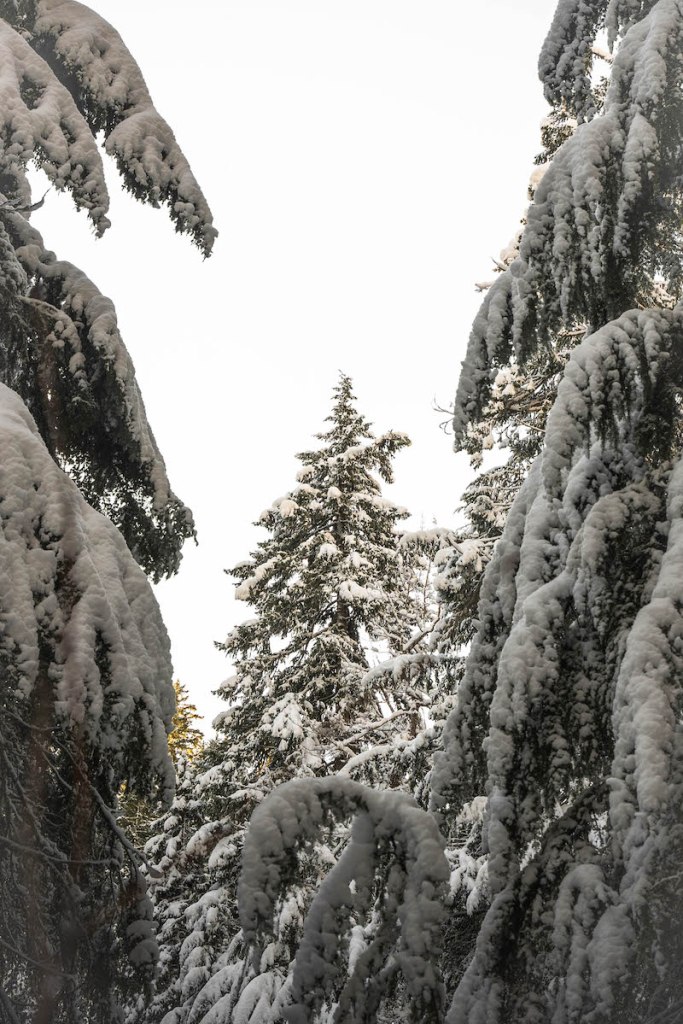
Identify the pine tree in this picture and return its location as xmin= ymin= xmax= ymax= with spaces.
xmin=118 ymin=683 xmax=204 ymax=849
xmin=168 ymin=682 xmax=204 ymax=768
xmin=142 ymin=375 xmax=451 ymax=1024
xmin=216 ymin=372 xmax=420 ymax=781
xmin=428 ymin=1 xmax=683 ymax=1021
xmin=0 ymin=3 xmax=214 ymax=1020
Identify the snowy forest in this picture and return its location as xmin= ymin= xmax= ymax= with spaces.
xmin=2 ymin=0 xmax=683 ymax=1022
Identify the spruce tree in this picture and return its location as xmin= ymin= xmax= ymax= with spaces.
xmin=142 ymin=375 xmax=450 ymax=1024
xmin=168 ymin=682 xmax=204 ymax=768
xmin=217 ymin=372 xmax=418 ymax=781
xmin=0 ymin=3 xmax=214 ymax=1019
xmin=429 ymin=1 xmax=683 ymax=1021
xmin=118 ymin=683 xmax=204 ymax=848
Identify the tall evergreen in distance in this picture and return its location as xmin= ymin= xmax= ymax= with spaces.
xmin=218 ymin=371 xmax=416 ymax=779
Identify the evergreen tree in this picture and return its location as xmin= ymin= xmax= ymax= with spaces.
xmin=429 ymin=1 xmax=683 ymax=1021
xmin=142 ymin=376 xmax=451 ymax=1024
xmin=216 ymin=372 xmax=419 ymax=781
xmin=437 ymin=130 xmax=586 ymax=663
xmin=168 ymin=682 xmax=204 ymax=768
xmin=0 ymin=384 xmax=177 ymax=1023
xmin=118 ymin=683 xmax=204 ymax=848
xmin=0 ymin=3 xmax=214 ymax=1019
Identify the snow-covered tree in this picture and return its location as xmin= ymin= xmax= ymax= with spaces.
xmin=0 ymin=3 xmax=214 ymax=1019
xmin=0 ymin=382 xmax=175 ymax=1022
xmin=430 ymin=1 xmax=683 ymax=1021
xmin=214 ymin=373 xmax=436 ymax=788
xmin=0 ymin=0 xmax=215 ymax=581
xmin=141 ymin=376 xmax=453 ymax=1024
xmin=439 ymin=122 xmax=589 ymax=667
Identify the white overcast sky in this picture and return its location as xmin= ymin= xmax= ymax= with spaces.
xmin=32 ymin=0 xmax=553 ymax=731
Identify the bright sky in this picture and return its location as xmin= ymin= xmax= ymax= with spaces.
xmin=31 ymin=0 xmax=552 ymax=732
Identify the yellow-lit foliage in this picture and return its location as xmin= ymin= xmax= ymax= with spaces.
xmin=168 ymin=681 xmax=204 ymax=765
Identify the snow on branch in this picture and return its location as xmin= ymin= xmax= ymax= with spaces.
xmin=4 ymin=207 xmax=195 ymax=578
xmin=454 ymin=0 xmax=683 ymax=446
xmin=610 ymin=448 xmax=683 ymax=841
xmin=604 ymin=0 xmax=661 ymax=47
xmin=543 ymin=305 xmax=678 ymax=493
xmin=539 ymin=0 xmax=610 ymax=121
xmin=29 ymin=0 xmax=217 ymax=254
xmin=0 ymin=380 xmax=175 ymax=799
xmin=431 ymin=458 xmax=543 ymax=816
xmin=0 ymin=16 xmax=108 ymax=229
xmin=452 ymin=272 xmax=514 ymax=445
xmin=239 ymin=776 xmax=448 ymax=1022
xmin=437 ymin=297 xmax=683 ymax=1020
xmin=540 ymin=0 xmax=647 ymax=122
xmin=0 ymin=4 xmax=215 ymax=575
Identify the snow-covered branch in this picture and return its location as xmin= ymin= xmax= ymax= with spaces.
xmin=239 ymin=776 xmax=448 ymax=1022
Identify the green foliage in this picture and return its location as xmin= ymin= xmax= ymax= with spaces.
xmin=168 ymin=682 xmax=204 ymax=767
xmin=118 ymin=683 xmax=203 ymax=851
xmin=217 ymin=372 xmax=414 ymax=778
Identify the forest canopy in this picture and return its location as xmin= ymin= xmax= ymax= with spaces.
xmin=2 ymin=1 xmax=683 ymax=1023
